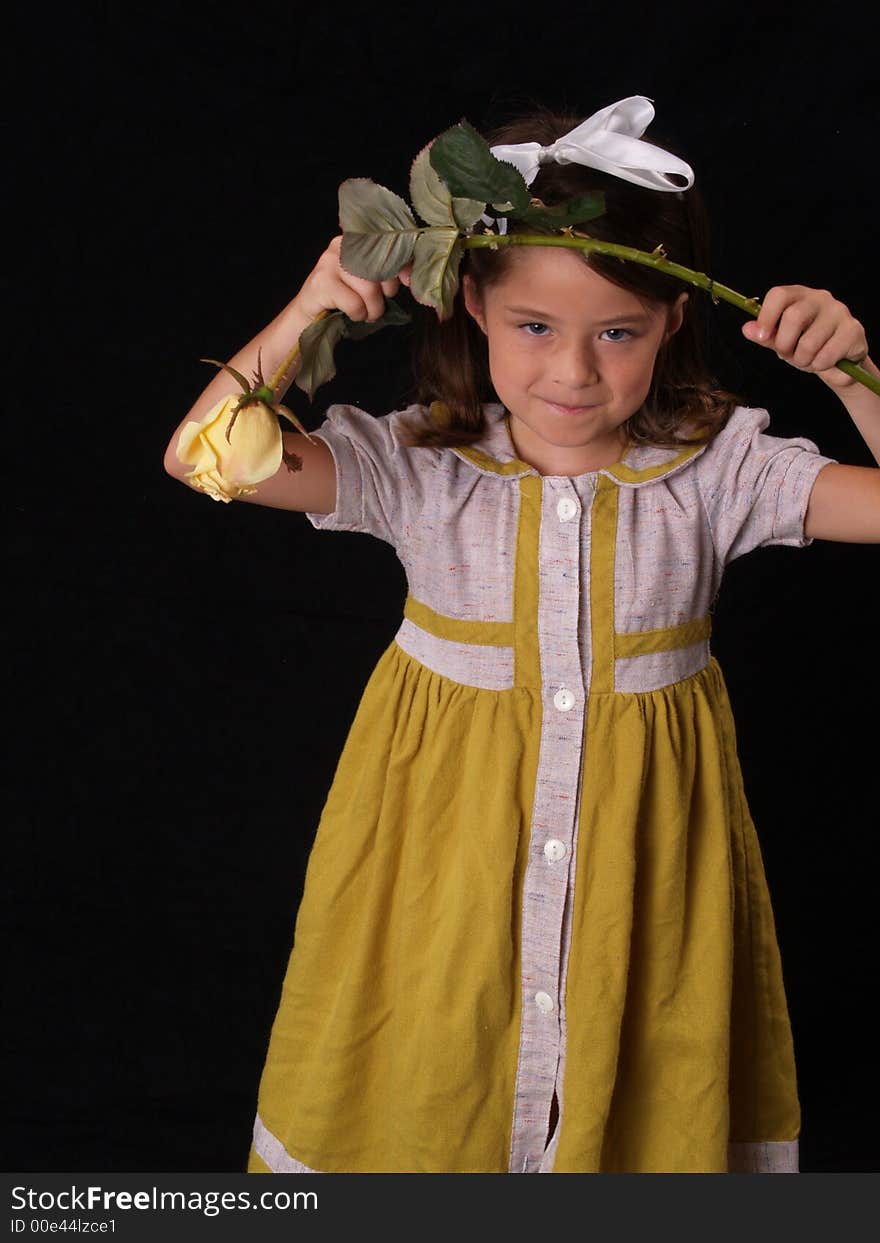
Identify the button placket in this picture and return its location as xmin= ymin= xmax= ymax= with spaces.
xmin=509 ymin=478 xmax=586 ymax=1175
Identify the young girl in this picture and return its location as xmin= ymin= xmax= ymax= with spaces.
xmin=163 ymin=97 xmax=879 ymax=1175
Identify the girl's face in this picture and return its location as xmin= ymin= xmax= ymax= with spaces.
xmin=463 ymin=248 xmax=689 ymax=476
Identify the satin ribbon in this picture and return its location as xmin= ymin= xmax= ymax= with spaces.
xmin=490 ymin=95 xmax=694 ymax=192
xmin=483 ymin=96 xmax=694 ymax=234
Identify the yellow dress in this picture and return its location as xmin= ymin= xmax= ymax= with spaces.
xmin=246 ymin=401 xmax=835 ymax=1174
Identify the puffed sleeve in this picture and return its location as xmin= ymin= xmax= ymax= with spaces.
xmin=304 ymin=403 xmax=438 ymax=549
xmin=694 ymin=406 xmax=838 ymax=566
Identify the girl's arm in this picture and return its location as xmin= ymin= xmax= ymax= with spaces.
xmin=163 ymin=237 xmax=406 ymax=513
xmin=741 ymin=286 xmax=880 ymax=542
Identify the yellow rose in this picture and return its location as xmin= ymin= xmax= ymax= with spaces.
xmin=176 ymin=393 xmax=283 ymax=502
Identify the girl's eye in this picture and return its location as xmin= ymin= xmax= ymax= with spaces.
xmin=518 ymin=323 xmax=634 ymax=341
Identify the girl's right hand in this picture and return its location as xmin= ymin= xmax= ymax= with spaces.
xmin=293 ymin=235 xmax=412 ymax=324
xmin=164 ymin=234 xmax=413 ymax=513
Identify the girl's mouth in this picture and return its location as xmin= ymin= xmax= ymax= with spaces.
xmin=543 ymin=399 xmax=598 ymax=415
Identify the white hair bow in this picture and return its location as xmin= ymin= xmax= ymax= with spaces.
xmin=483 ymin=96 xmax=694 ymax=234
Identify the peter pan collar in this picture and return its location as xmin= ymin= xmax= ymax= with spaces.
xmin=450 ymin=402 xmax=711 ymax=487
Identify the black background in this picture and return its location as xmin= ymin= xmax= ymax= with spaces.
xmin=7 ymin=1 xmax=878 ymax=1174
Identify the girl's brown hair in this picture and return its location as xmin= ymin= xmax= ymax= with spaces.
xmin=398 ymin=105 xmax=744 ymax=451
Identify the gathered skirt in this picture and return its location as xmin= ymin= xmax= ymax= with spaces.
xmin=247 ymin=640 xmax=800 ymax=1173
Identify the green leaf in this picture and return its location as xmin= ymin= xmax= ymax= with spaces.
xmin=452 ymin=196 xmax=490 ymax=232
xmin=410 ymin=143 xmax=485 ymax=231
xmin=338 ymin=177 xmax=419 ymax=280
xmin=294 ymin=300 xmax=412 ymax=401
xmin=295 ymin=311 xmax=348 ymax=401
xmin=429 ymin=119 xmax=531 ymax=214
xmin=514 ymin=192 xmax=606 ymax=231
xmin=409 ymin=228 xmax=463 ymax=320
xmin=345 ymin=296 xmax=411 ymax=339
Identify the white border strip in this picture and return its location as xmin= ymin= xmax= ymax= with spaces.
xmin=253 ymin=1114 xmax=325 ymax=1174
xmin=253 ymin=1112 xmax=798 ymax=1174
xmin=728 ymin=1139 xmax=799 ymax=1173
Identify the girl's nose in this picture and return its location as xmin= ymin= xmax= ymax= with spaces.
xmin=553 ymin=341 xmax=600 ymax=389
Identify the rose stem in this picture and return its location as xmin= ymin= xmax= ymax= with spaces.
xmin=462 ymin=233 xmax=880 ymax=396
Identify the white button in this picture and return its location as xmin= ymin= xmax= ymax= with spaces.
xmin=544 ymin=839 xmax=566 ymax=862
xmin=553 ymin=688 xmax=575 ymax=711
xmin=534 ymin=991 xmax=555 ymax=1013
xmin=556 ymin=496 xmax=578 ymax=521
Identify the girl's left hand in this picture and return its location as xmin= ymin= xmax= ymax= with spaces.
xmin=741 ymin=285 xmax=869 ymax=389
